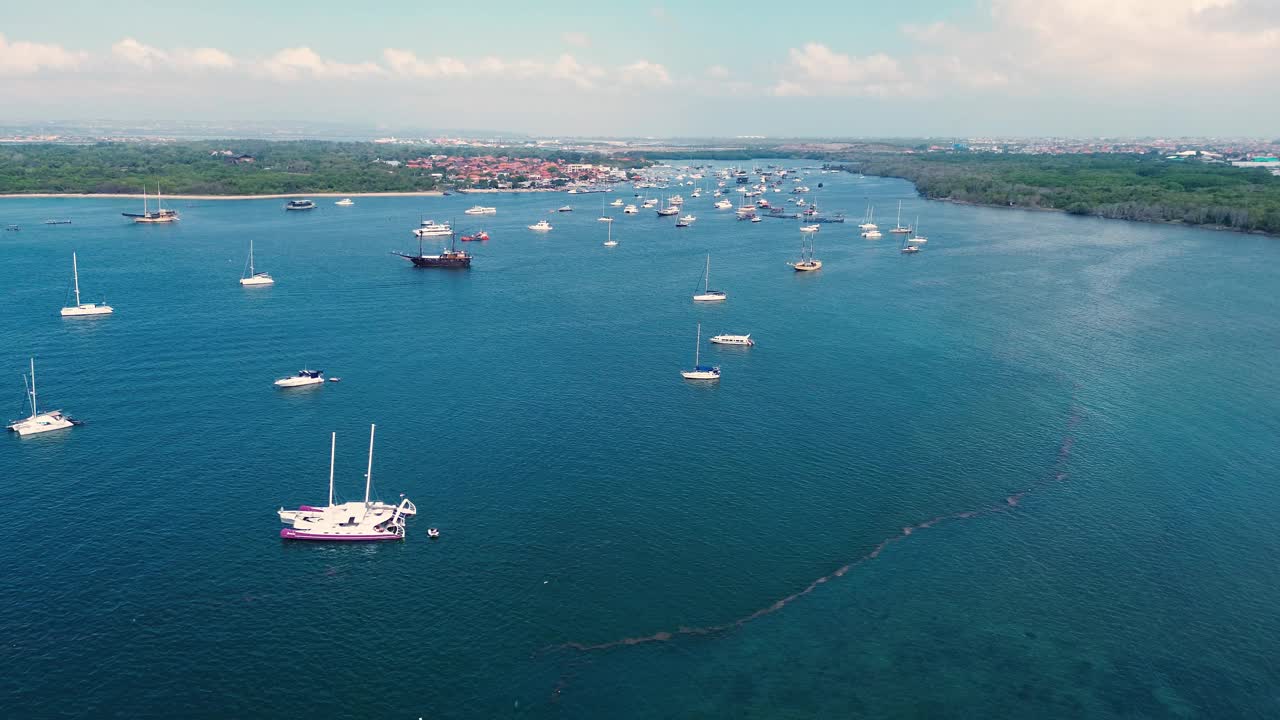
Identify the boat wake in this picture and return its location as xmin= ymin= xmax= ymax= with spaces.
xmin=542 ymin=383 xmax=1084 ymax=666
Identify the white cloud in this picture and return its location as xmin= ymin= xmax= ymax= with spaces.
xmin=262 ymin=47 xmax=384 ymax=80
xmin=112 ymin=38 xmax=234 ymax=71
xmin=773 ymin=44 xmax=906 ymax=97
xmin=707 ymin=64 xmax=730 ymax=79
xmin=561 ymin=32 xmax=591 ymax=48
xmin=0 ymin=33 xmax=85 ymax=74
xmin=383 ymin=49 xmax=468 ymax=77
xmin=620 ymin=60 xmax=672 ymax=87
xmin=549 ymin=53 xmax=600 ymax=88
xmin=779 ymin=1 xmax=1280 ymax=99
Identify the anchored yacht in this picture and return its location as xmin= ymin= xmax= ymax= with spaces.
xmin=464 ymin=205 xmax=497 ymax=215
xmin=6 ymin=358 xmax=80 ymax=436
xmin=278 ymin=425 xmax=418 ymax=541
xmin=710 ymin=334 xmax=754 ymax=346
xmin=275 ymin=369 xmax=325 ymax=387
xmin=239 ymin=239 xmax=275 ymax=286
xmin=528 ymin=220 xmax=553 ymax=232
xmin=680 ymin=324 xmax=720 ymax=381
xmin=60 ymin=253 xmax=114 ymax=317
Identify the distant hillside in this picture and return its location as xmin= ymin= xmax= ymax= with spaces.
xmin=834 ymin=153 xmax=1280 ymax=235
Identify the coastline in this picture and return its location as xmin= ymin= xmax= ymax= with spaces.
xmin=0 ymin=188 xmax=568 ymax=200
xmin=0 ymin=191 xmax=446 ymax=201
xmin=847 ymin=169 xmax=1277 ymax=238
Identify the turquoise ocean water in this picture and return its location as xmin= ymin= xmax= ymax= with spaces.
xmin=1 ymin=164 xmax=1278 ymax=718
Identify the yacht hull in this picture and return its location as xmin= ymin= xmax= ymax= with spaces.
xmin=60 ymin=304 xmax=114 ymax=317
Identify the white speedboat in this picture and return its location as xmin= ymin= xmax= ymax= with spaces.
xmin=714 ymin=199 xmax=732 ymax=209
xmin=610 ymin=199 xmax=624 ymax=207
xmin=861 ymin=229 xmax=883 ymax=239
xmin=558 ymin=205 xmax=573 ymax=213
xmin=414 ymin=220 xmax=452 ymax=237
xmin=800 ymin=224 xmax=820 ymax=234
xmin=623 ymin=204 xmax=638 ymax=214
xmin=60 ymin=253 xmax=114 ymax=317
xmin=693 ymin=254 xmax=726 ymax=302
xmin=278 ymin=425 xmax=418 ymax=541
xmin=710 ymin=333 xmax=754 ymax=346
xmin=239 ymin=239 xmax=275 ymax=286
xmin=680 ymin=323 xmax=720 ymax=381
xmin=464 ymin=205 xmax=496 ymax=215
xmin=6 ymin=358 xmax=80 ymax=436
xmin=335 ymin=198 xmax=355 ymax=206
xmin=750 ymin=216 xmax=761 ymax=223
xmin=275 ymin=369 xmax=325 ymax=387
xmin=528 ymin=220 xmax=553 ymax=232
xmin=676 ymin=214 xmax=696 ymax=227
xmin=642 ymin=198 xmax=658 ymax=208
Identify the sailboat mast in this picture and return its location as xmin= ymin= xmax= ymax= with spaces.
xmin=896 ymin=200 xmax=902 ymax=228
xmin=694 ymin=323 xmax=701 ymax=366
xmin=28 ymin=358 xmax=37 ymax=416
xmin=72 ymin=252 xmax=81 ymax=306
xmin=248 ymin=240 xmax=254 ymax=275
xmin=364 ymin=424 xmax=376 ymax=506
xmin=704 ymin=254 xmax=710 ymax=292
xmin=142 ymin=185 xmax=148 ymax=216
xmin=328 ymin=432 xmax=336 ymax=507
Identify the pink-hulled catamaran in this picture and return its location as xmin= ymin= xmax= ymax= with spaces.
xmin=277 ymin=424 xmax=417 ymax=541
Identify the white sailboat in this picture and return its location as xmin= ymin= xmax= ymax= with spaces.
xmin=907 ymin=217 xmax=928 ymax=244
xmin=6 ymin=358 xmax=79 ymax=436
xmin=239 ymin=239 xmax=275 ymax=286
xmin=858 ymin=205 xmax=877 ymax=231
xmin=278 ymin=425 xmax=418 ymax=541
xmin=693 ymin=254 xmax=726 ymax=302
xmin=680 ymin=323 xmax=720 ymax=381
xmin=60 ymin=253 xmax=114 ymax=317
xmin=603 ymin=221 xmax=618 ymax=247
xmin=890 ymin=200 xmax=911 ymax=233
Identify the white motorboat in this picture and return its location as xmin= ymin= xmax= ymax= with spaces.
xmin=335 ymin=198 xmax=355 ymax=206
xmin=676 ymin=214 xmax=696 ymax=227
xmin=680 ymin=323 xmax=720 ymax=381
xmin=239 ymin=239 xmax=275 ymax=286
xmin=750 ymin=216 xmax=761 ymax=223
xmin=558 ymin=205 xmax=573 ymax=213
xmin=414 ymin=220 xmax=452 ymax=237
xmin=275 ymin=369 xmax=325 ymax=387
xmin=464 ymin=205 xmax=496 ymax=215
xmin=60 ymin=252 xmax=114 ymax=317
xmin=710 ymin=333 xmax=754 ymax=346
xmin=669 ymin=194 xmax=684 ymax=206
xmin=693 ymin=254 xmax=726 ymax=302
xmin=861 ymin=229 xmax=883 ymax=239
xmin=278 ymin=425 xmax=418 ymax=541
xmin=610 ymin=199 xmax=624 ymax=207
xmin=800 ymin=224 xmax=820 ymax=234
xmin=285 ymin=199 xmax=317 ymax=211
xmin=528 ymin=220 xmax=553 ymax=232
xmin=6 ymin=358 xmax=79 ymax=436
xmin=642 ymin=198 xmax=658 ymax=208
xmin=623 ymin=204 xmax=638 ymax=214
xmin=714 ymin=199 xmax=732 ymax=209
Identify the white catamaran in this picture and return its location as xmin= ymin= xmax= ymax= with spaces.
xmin=60 ymin=253 xmax=114 ymax=317
xmin=6 ymin=358 xmax=80 ymax=436
xmin=278 ymin=425 xmax=418 ymax=541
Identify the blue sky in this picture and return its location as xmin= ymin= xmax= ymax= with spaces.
xmin=3 ymin=0 xmax=1278 ymax=137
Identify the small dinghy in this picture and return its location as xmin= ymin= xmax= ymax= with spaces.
xmin=427 ymin=528 xmax=441 ymax=538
